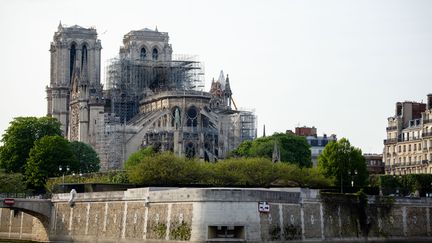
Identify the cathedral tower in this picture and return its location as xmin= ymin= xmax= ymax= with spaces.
xmin=120 ymin=27 xmax=172 ymax=61
xmin=46 ymin=23 xmax=103 ymax=142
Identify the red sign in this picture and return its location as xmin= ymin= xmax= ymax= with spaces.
xmin=3 ymin=198 xmax=15 ymax=205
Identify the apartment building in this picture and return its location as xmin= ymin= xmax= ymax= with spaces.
xmin=384 ymin=94 xmax=432 ymax=175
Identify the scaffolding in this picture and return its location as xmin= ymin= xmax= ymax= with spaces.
xmin=104 ymin=54 xmax=204 ymax=123
xmin=239 ymin=109 xmax=257 ymax=142
xmin=95 ymin=113 xmax=125 ymax=171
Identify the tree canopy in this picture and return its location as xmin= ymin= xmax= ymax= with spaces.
xmin=69 ymin=141 xmax=100 ymax=173
xmin=0 ymin=169 xmax=28 ymax=193
xmin=231 ymin=133 xmax=312 ymax=167
xmin=127 ymin=151 xmax=199 ymax=185
xmin=318 ymin=138 xmax=368 ymax=190
xmin=25 ymin=135 xmax=78 ymax=189
xmin=126 ymin=151 xmax=329 ymax=187
xmin=0 ymin=117 xmax=62 ymax=173
xmin=124 ymin=146 xmax=155 ymax=170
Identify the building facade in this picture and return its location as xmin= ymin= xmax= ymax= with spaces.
xmin=363 ymin=153 xmax=384 ymax=175
xmin=46 ymin=24 xmax=257 ymax=170
xmin=292 ymin=126 xmax=337 ymax=167
xmin=384 ymin=94 xmax=432 ymax=175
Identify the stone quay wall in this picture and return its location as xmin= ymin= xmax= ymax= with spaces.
xmin=1 ymin=187 xmax=432 ymax=242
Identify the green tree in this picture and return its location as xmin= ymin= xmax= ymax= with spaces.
xmin=0 ymin=117 xmax=62 ymax=173
xmin=232 ymin=133 xmax=312 ymax=167
xmin=230 ymin=140 xmax=252 ymax=157
xmin=25 ymin=135 xmax=78 ymax=189
xmin=318 ymin=138 xmax=368 ymax=190
xmin=124 ymin=146 xmax=155 ymax=170
xmin=69 ymin=141 xmax=100 ymax=173
xmin=127 ymin=152 xmax=201 ymax=185
xmin=0 ymin=170 xmax=28 ymax=193
xmin=212 ymin=157 xmax=277 ymax=186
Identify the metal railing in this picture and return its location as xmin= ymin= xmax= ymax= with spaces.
xmin=422 ymin=132 xmax=432 ymax=138
xmin=0 ymin=192 xmax=51 ymax=199
xmin=384 ymin=138 xmax=398 ymax=145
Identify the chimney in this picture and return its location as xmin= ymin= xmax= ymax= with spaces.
xmin=428 ymin=94 xmax=432 ymax=110
xmin=396 ymin=102 xmax=402 ymax=116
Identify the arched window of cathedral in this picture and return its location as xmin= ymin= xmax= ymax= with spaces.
xmin=162 ymin=115 xmax=167 ymax=127
xmin=202 ymin=115 xmax=209 ymax=128
xmin=140 ymin=47 xmax=147 ymax=60
xmin=185 ymin=142 xmax=195 ymax=158
xmin=81 ymin=45 xmax=88 ymax=69
xmin=152 ymin=48 xmax=158 ymax=60
xmin=81 ymin=45 xmax=88 ymax=80
xmin=69 ymin=43 xmax=76 ymax=83
xmin=204 ymin=141 xmax=211 ymax=151
xmin=186 ymin=106 xmax=198 ymax=127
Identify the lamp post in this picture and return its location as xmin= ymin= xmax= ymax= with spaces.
xmin=59 ymin=165 xmax=70 ymax=193
xmin=349 ymin=170 xmax=358 ymax=188
xmin=428 ymin=182 xmax=432 ymax=198
xmin=78 ymin=171 xmax=83 ymax=183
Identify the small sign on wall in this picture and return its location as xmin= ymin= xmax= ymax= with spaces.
xmin=258 ymin=201 xmax=270 ymax=213
xmin=4 ymin=198 xmax=15 ymax=205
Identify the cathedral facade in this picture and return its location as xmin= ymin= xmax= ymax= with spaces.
xmin=46 ymin=24 xmax=256 ymax=170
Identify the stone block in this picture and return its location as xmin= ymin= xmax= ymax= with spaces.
xmin=282 ymin=204 xmax=302 ymax=240
xmin=71 ymin=202 xmax=87 ymax=236
xmin=303 ymin=203 xmax=322 ymax=239
xmin=54 ymin=203 xmax=70 ymax=236
xmin=0 ymin=208 xmax=11 ymax=233
xmin=169 ymin=203 xmax=192 ymax=240
xmin=146 ymin=203 xmax=168 ymax=240
xmin=87 ymin=202 xmax=105 ymax=237
xmin=104 ymin=202 xmax=124 ymax=239
xmin=406 ymin=207 xmax=427 ymax=237
xmin=380 ymin=206 xmax=404 ymax=237
xmin=124 ymin=202 xmax=145 ymax=239
xmin=259 ymin=203 xmax=281 ymax=241
xmin=323 ymin=203 xmax=340 ymax=239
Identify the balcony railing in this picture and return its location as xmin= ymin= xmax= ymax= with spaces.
xmin=423 ymin=132 xmax=432 ymax=138
xmin=391 ymin=162 xmax=426 ymax=168
xmin=403 ymin=137 xmax=421 ymax=142
xmin=384 ymin=138 xmax=398 ymax=145
xmin=386 ymin=126 xmax=398 ymax=131
xmin=424 ymin=119 xmax=432 ymax=124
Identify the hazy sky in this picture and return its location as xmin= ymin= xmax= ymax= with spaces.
xmin=1 ymin=0 xmax=432 ymax=153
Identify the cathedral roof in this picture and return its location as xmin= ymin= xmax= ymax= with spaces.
xmin=70 ymin=24 xmax=85 ymax=29
xmin=56 ymin=23 xmax=97 ymax=37
xmin=139 ymin=27 xmax=156 ymax=32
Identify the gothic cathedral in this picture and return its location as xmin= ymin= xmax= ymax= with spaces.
xmin=46 ymin=23 xmax=256 ymax=170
